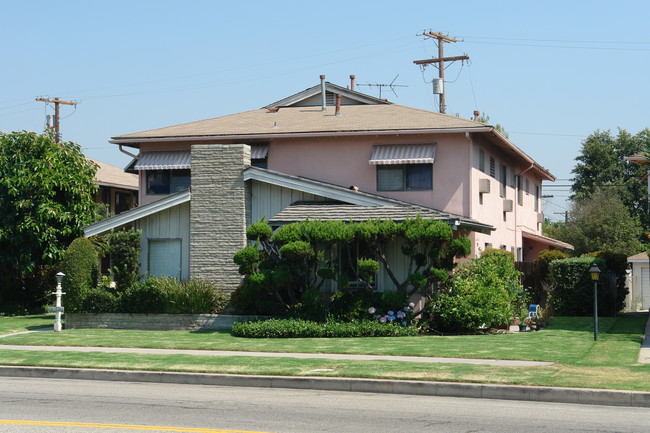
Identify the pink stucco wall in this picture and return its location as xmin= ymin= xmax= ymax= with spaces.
xmin=267 ymin=133 xmax=471 ymax=216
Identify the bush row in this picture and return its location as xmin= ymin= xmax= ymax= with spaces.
xmin=231 ymin=318 xmax=419 ymax=338
xmin=81 ymin=276 xmax=228 ymax=314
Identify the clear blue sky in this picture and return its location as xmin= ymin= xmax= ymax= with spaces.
xmin=3 ymin=0 xmax=650 ymax=220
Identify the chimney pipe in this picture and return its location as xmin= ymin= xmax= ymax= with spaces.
xmin=350 ymin=74 xmax=356 ymax=91
xmin=320 ymin=75 xmax=326 ymax=111
xmin=335 ymin=94 xmax=341 ymax=116
xmin=473 ymin=110 xmax=480 ymax=121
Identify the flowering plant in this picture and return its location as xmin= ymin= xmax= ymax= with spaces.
xmin=368 ymin=302 xmax=416 ymax=327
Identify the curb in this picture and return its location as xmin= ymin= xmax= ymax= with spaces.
xmin=2 ymin=365 xmax=649 ymax=408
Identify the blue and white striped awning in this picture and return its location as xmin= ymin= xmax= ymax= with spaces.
xmin=369 ymin=144 xmax=436 ymax=165
xmin=133 ymin=151 xmax=191 ymax=170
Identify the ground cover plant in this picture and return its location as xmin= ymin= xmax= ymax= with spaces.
xmin=0 ymin=314 xmax=649 ymax=391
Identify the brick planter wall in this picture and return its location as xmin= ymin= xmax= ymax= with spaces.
xmin=65 ymin=313 xmax=262 ymax=331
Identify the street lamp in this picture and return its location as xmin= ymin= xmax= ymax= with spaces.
xmin=52 ymin=272 xmax=65 ymax=332
xmin=589 ymin=263 xmax=601 ymax=341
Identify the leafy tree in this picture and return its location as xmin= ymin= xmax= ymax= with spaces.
xmin=105 ymin=229 xmax=142 ymax=292
xmin=552 ymin=188 xmax=643 ymax=256
xmin=571 ymin=128 xmax=649 ymax=227
xmin=476 ymin=113 xmax=509 ymax=139
xmin=0 ymin=131 xmax=98 ymax=313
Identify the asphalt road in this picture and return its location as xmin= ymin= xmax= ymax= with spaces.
xmin=2 ymin=377 xmax=649 ymax=433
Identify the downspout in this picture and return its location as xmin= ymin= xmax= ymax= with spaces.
xmin=320 ymin=75 xmax=327 ymax=111
xmin=119 ymin=145 xmax=137 ymax=159
xmin=514 ymin=163 xmax=535 ymax=261
xmin=465 ymin=132 xmax=476 ymax=256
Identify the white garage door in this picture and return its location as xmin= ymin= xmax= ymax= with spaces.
xmin=148 ymin=239 xmax=181 ymax=279
xmin=642 ymin=267 xmax=650 ymax=310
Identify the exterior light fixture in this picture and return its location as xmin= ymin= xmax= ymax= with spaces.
xmin=589 ymin=263 xmax=601 ymax=341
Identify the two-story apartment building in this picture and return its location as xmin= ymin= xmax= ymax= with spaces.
xmin=85 ymin=76 xmax=571 ymax=291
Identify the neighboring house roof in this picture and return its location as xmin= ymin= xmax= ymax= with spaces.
xmin=269 ymin=201 xmax=491 ymax=234
xmin=521 ymin=231 xmax=574 ymax=250
xmin=626 ymin=153 xmax=649 ymax=164
xmin=628 ymin=251 xmax=649 ymax=262
xmin=84 ymin=189 xmax=190 ymax=237
xmin=90 ymin=158 xmax=138 ymax=190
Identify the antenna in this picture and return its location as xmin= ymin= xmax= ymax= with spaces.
xmin=413 ymin=31 xmax=469 ymax=114
xmin=357 ymin=75 xmax=408 ymax=99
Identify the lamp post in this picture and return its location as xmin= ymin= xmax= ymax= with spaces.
xmin=52 ymin=272 xmax=66 ymax=332
xmin=589 ymin=263 xmax=601 ymax=341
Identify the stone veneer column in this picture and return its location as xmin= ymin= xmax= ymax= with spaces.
xmin=190 ymin=144 xmax=250 ymax=292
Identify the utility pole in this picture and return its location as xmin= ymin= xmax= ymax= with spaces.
xmin=554 ymin=211 xmax=569 ymax=224
xmin=413 ymin=31 xmax=469 ymax=114
xmin=35 ymin=97 xmax=78 ymax=143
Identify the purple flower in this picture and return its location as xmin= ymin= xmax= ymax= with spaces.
xmin=387 ymin=315 xmax=395 ymax=322
xmin=380 ymin=316 xmax=387 ymax=323
xmin=409 ymin=302 xmax=415 ymax=308
xmin=403 ymin=306 xmax=410 ymax=311
xmin=401 ymin=321 xmax=407 ymax=326
xmin=387 ymin=310 xmax=394 ymax=316
xmin=396 ymin=311 xmax=406 ymax=319
xmin=368 ymin=307 xmax=376 ymax=314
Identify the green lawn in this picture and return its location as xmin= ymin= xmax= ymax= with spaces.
xmin=1 ymin=314 xmax=649 ymax=391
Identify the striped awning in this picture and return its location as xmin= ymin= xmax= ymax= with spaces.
xmin=251 ymin=144 xmax=268 ymax=160
xmin=369 ymin=144 xmax=436 ymax=165
xmin=133 ymin=151 xmax=191 ymax=170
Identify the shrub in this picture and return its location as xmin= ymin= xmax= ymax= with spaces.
xmin=231 ymin=318 xmax=419 ymax=338
xmin=168 ymin=278 xmax=228 ymax=314
xmin=328 ymin=289 xmax=377 ymax=322
xmin=548 ymin=256 xmax=607 ymax=316
xmin=81 ymin=289 xmax=118 ymax=313
xmin=425 ymin=249 xmax=523 ymax=332
xmin=120 ymin=277 xmax=166 ymax=313
xmin=59 ymin=238 xmax=99 ymax=313
xmin=230 ymin=272 xmax=281 ymax=315
xmin=106 ymin=229 xmax=141 ymax=292
xmin=288 ymin=288 xmax=327 ymax=321
xmin=118 ymin=276 xmax=228 ymax=314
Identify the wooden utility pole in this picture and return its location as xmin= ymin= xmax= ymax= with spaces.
xmin=413 ymin=31 xmax=469 ymax=114
xmin=35 ymin=97 xmax=77 ymax=143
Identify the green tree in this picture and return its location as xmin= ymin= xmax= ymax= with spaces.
xmin=553 ymin=188 xmax=643 ymax=256
xmin=0 ymin=131 xmax=98 ymax=313
xmin=571 ymin=128 xmax=649 ymax=227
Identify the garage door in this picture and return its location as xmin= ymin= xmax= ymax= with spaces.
xmin=148 ymin=239 xmax=181 ymax=279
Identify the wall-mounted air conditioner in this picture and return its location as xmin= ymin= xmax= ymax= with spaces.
xmin=478 ymin=178 xmax=491 ymax=194
xmin=503 ymin=199 xmax=514 ymax=212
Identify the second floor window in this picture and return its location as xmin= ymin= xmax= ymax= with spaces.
xmin=377 ymin=164 xmax=432 ymax=191
xmin=146 ymin=169 xmax=191 ymax=195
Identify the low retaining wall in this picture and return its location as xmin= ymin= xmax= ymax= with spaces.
xmin=65 ymin=313 xmax=262 ymax=331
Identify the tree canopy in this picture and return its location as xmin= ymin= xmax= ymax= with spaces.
xmin=0 ymin=131 xmax=98 ymax=312
xmin=571 ymin=128 xmax=649 ymax=227
xmin=552 ymin=188 xmax=643 ymax=256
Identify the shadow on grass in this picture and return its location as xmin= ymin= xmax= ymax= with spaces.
xmin=546 ymin=314 xmax=647 ymax=344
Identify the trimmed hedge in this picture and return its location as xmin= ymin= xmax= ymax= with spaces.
xmin=549 ymin=256 xmax=607 ymax=316
xmin=60 ymin=237 xmax=99 ymax=313
xmin=231 ymin=318 xmax=419 ymax=338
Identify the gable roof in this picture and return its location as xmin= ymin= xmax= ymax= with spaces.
xmin=263 ymin=81 xmax=390 ymax=108
xmin=84 ymin=189 xmax=190 ymax=237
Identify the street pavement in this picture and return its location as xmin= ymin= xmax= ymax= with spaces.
xmin=1 ymin=313 xmax=649 ymax=408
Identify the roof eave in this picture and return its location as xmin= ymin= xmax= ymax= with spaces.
xmin=109 ymin=127 xmax=494 ymax=145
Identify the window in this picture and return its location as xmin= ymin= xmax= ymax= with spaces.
xmin=148 ymin=239 xmax=181 ymax=279
xmin=146 ymin=169 xmax=191 ymax=195
xmin=489 ymin=156 xmax=495 ymax=178
xmin=478 ymin=149 xmax=485 ymax=172
xmin=500 ymin=164 xmax=507 ymax=198
xmin=377 ymin=164 xmax=432 ymax=191
xmin=534 ymin=184 xmax=540 ymax=212
xmin=251 ymin=158 xmax=268 ymax=169
xmin=525 ymin=178 xmax=530 ymax=195
xmin=517 ymin=175 xmax=523 ymax=206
